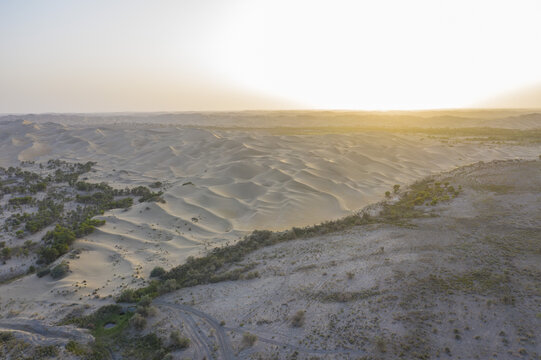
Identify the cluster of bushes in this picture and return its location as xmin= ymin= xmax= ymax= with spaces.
xmin=38 ymin=225 xmax=76 ymax=264
xmin=4 ymin=212 xmax=30 ymax=232
xmin=62 ymin=304 xmax=179 ymax=359
xmin=74 ymin=218 xmax=106 ymax=237
xmin=379 ymin=179 xmax=461 ymax=223
xmin=1 ymin=161 xmax=167 ymax=266
xmin=24 ymin=198 xmax=64 ymax=233
xmin=0 ymin=240 xmax=35 ymax=261
xmin=130 ymin=186 xmax=165 ymax=203
xmin=8 ymin=196 xmax=35 ymax=206
xmin=62 ymin=304 xmax=126 ymax=329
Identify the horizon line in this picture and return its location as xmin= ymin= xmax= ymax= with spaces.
xmin=2 ymin=107 xmax=541 ymax=117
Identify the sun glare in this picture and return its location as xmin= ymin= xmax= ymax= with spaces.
xmin=210 ymin=0 xmax=541 ymax=110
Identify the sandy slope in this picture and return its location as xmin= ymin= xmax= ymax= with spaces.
xmin=0 ymin=115 xmax=540 ymax=332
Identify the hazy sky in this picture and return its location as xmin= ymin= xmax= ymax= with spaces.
xmin=1 ymin=0 xmax=541 ymax=113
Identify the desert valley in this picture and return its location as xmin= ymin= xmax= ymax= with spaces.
xmin=0 ymin=111 xmax=540 ymax=359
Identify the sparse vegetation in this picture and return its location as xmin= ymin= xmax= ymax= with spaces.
xmin=0 ymin=160 xmax=169 ymax=276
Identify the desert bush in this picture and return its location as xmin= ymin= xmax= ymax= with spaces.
xmin=158 ymin=279 xmax=178 ymax=294
xmin=34 ymin=345 xmax=60 ymax=357
xmin=242 ymin=271 xmax=260 ymax=280
xmin=169 ymin=330 xmax=190 ymax=350
xmin=149 ymin=181 xmax=162 ymax=188
xmin=0 ymin=331 xmax=15 ymax=343
xmin=65 ymin=340 xmax=87 ymax=356
xmin=74 ymin=218 xmax=106 ymax=237
xmin=138 ymin=294 xmax=153 ymax=307
xmin=130 ymin=313 xmax=147 ymax=330
xmin=137 ymin=304 xmax=157 ymax=318
xmin=291 ymin=310 xmax=305 ymax=327
xmin=374 ymin=336 xmax=386 ymax=353
xmin=241 ymin=332 xmax=257 ymax=348
xmin=1 ymin=247 xmax=11 ymax=260
xmin=8 ymin=196 xmax=34 ymax=206
xmin=50 ymin=261 xmax=70 ymax=279
xmin=36 ymin=267 xmax=50 ymax=277
xmin=150 ymin=266 xmax=166 ymax=278
xmin=117 ymin=288 xmax=138 ymax=303
xmin=39 ymin=225 xmax=76 ymax=264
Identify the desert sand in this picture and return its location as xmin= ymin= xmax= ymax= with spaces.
xmin=0 ymin=112 xmax=540 ymax=359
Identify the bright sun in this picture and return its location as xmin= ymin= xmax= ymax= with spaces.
xmin=1 ymin=0 xmax=541 ymax=112
xmin=208 ymin=0 xmax=541 ymax=110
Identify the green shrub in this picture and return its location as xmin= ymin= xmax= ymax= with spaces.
xmin=50 ymin=261 xmax=70 ymax=279
xmin=75 ymin=218 xmax=106 ymax=237
xmin=150 ymin=266 xmax=166 ymax=278
xmin=158 ymin=279 xmax=178 ymax=294
xmin=117 ymin=288 xmax=138 ymax=303
xmin=39 ymin=225 xmax=76 ymax=264
xmin=1 ymin=247 xmax=11 ymax=260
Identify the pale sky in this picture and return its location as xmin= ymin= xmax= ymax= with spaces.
xmin=1 ymin=0 xmax=541 ymax=113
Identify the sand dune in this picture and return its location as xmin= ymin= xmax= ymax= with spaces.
xmin=0 ymin=114 xmax=540 ymax=319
